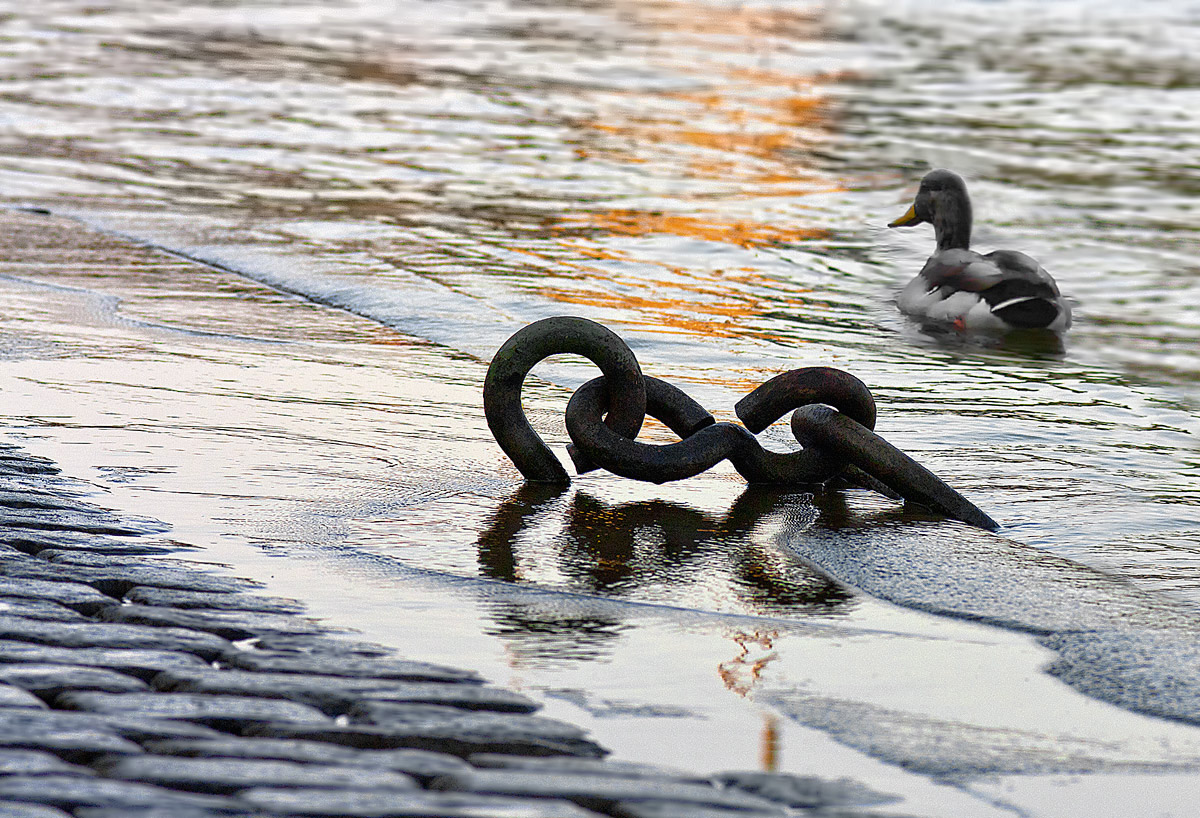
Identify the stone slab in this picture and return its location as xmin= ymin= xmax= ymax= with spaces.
xmin=352 ymin=701 xmax=587 ymax=740
xmin=0 ymin=577 xmax=114 ymax=615
xmin=251 ymin=716 xmax=607 ymax=759
xmin=0 ymin=596 xmax=87 ymax=622
xmin=99 ymin=754 xmax=418 ymax=795
xmin=0 ymin=714 xmax=144 ymax=761
xmin=0 ymin=615 xmax=232 ymax=660
xmin=469 ymin=754 xmax=699 ymax=780
xmin=0 ymin=468 xmax=68 ymax=489
xmin=610 ymin=802 xmax=791 ymax=818
xmin=98 ymin=604 xmax=323 ymax=641
xmin=0 ymin=802 xmax=76 ymax=818
xmin=0 ymin=507 xmax=167 ymax=537
xmin=243 ymin=633 xmax=392 ymax=655
xmin=0 ymin=528 xmax=192 ymax=556
xmin=0 ymin=749 xmax=92 ymax=776
xmin=0 ymin=775 xmax=237 ymax=810
xmin=0 ymin=683 xmax=46 ymax=709
xmin=153 ymin=666 xmax=537 ymax=715
xmin=0 ymin=452 xmax=58 ymax=475
xmin=0 ymin=490 xmax=80 ymax=512
xmin=0 ymin=663 xmax=150 ymax=696
xmin=37 ymin=552 xmax=207 ymax=569
xmin=716 ymin=771 xmax=900 ymax=809
xmin=55 ymin=691 xmax=331 ymax=728
xmin=125 ymin=586 xmax=304 ymax=613
xmin=0 ymin=641 xmax=209 ymax=681
xmin=238 ymin=787 xmax=606 ymax=817
xmin=141 ymin=736 xmax=472 ymax=780
xmin=0 ymin=557 xmax=257 ymax=597
xmin=75 ymin=810 xmax=258 ymax=818
xmin=0 ymin=708 xmax=221 ymax=746
xmin=429 ymin=769 xmax=786 ymax=814
xmin=223 ymin=650 xmax=483 ymax=683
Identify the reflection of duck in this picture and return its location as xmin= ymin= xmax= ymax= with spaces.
xmin=889 ymin=169 xmax=1071 ymax=333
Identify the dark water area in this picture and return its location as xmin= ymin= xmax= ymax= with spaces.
xmin=1 ymin=1 xmax=1200 ymax=814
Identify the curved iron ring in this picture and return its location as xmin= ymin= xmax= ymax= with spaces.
xmin=565 ymin=375 xmax=755 ymax=485
xmin=483 ymin=316 xmax=646 ymax=483
xmin=730 ymin=367 xmax=877 ymax=484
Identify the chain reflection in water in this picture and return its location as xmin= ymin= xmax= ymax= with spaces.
xmin=474 ymin=483 xmax=853 ymax=662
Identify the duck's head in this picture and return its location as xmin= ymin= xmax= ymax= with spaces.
xmin=888 ymin=169 xmax=972 ymax=250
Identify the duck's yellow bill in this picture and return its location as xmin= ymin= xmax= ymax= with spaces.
xmin=888 ymin=203 xmax=920 ymax=228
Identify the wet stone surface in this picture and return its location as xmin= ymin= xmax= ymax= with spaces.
xmin=54 ymin=690 xmax=333 ymax=729
xmin=717 ymin=770 xmax=902 ymax=809
xmin=223 ymin=649 xmax=484 ymax=682
xmin=97 ymin=754 xmax=419 ymax=795
xmin=151 ymin=665 xmax=539 ymax=715
xmin=0 ymin=555 xmax=258 ymax=597
xmin=0 ymin=748 xmax=92 ymax=776
xmin=0 ymin=414 xmax=904 ymax=817
xmin=73 ymin=811 xmax=258 ymax=818
xmin=247 ymin=718 xmax=610 ymax=760
xmin=0 ymin=803 xmax=77 ymax=818
xmin=142 ymin=736 xmax=473 ymax=780
xmin=97 ymin=603 xmax=324 ymax=641
xmin=0 ymin=616 xmax=233 ymax=660
xmin=609 ymin=802 xmax=790 ymax=818
xmin=125 ymin=586 xmax=305 ymax=613
xmin=0 ymin=642 xmax=210 ymax=681
xmin=0 ymin=576 xmax=116 ymax=615
xmin=238 ymin=787 xmax=609 ymax=817
xmin=468 ymin=754 xmax=702 ymax=780
xmin=430 ymin=769 xmax=788 ymax=814
xmin=0 ymin=663 xmax=150 ymax=697
xmin=0 ymin=596 xmax=89 ymax=622
xmin=0 ymin=774 xmax=239 ymax=810
xmin=0 ymin=682 xmax=47 ymax=709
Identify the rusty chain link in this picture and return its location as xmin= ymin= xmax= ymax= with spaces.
xmin=484 ymin=316 xmax=998 ymax=531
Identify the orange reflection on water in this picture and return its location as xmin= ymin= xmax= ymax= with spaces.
xmin=560 ymin=209 xmax=825 ymax=249
xmin=541 ymin=0 xmax=852 ymax=357
xmin=498 ymin=231 xmax=802 ymax=345
xmin=761 ymin=713 xmax=781 ymax=772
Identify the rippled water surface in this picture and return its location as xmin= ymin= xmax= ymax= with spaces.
xmin=2 ymin=1 xmax=1200 ymax=814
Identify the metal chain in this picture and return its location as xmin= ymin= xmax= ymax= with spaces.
xmin=484 ymin=316 xmax=998 ymax=531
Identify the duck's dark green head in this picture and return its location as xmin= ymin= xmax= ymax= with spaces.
xmin=888 ymin=169 xmax=972 ymax=250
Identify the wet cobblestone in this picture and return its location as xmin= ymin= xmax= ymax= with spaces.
xmin=0 ymin=348 xmax=907 ymax=818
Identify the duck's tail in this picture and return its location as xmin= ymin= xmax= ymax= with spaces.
xmin=984 ymin=277 xmax=1069 ymax=330
xmin=991 ymin=296 xmax=1063 ymax=329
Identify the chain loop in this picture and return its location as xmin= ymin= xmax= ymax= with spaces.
xmin=483 ymin=316 xmax=646 ymax=483
xmin=566 ymin=375 xmax=755 ymax=484
xmin=729 ymin=367 xmax=876 ymax=484
xmin=484 ymin=317 xmax=998 ymax=530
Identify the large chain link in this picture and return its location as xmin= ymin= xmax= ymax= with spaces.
xmin=484 ymin=316 xmax=997 ymax=531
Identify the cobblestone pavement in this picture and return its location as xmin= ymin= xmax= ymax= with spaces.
xmin=0 ymin=439 xmax=907 ymax=817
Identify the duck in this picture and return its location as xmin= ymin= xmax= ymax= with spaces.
xmin=888 ymin=169 xmax=1071 ymax=333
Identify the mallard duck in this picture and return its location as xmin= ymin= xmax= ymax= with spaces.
xmin=889 ymin=169 xmax=1071 ymax=333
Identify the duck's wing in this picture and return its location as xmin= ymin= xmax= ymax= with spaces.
xmin=917 ymin=248 xmax=1005 ymax=292
xmin=915 ymin=248 xmax=1069 ymax=330
xmin=982 ymin=250 xmax=1062 ymax=296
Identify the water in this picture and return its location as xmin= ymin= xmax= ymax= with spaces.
xmin=1 ymin=0 xmax=1200 ymax=814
